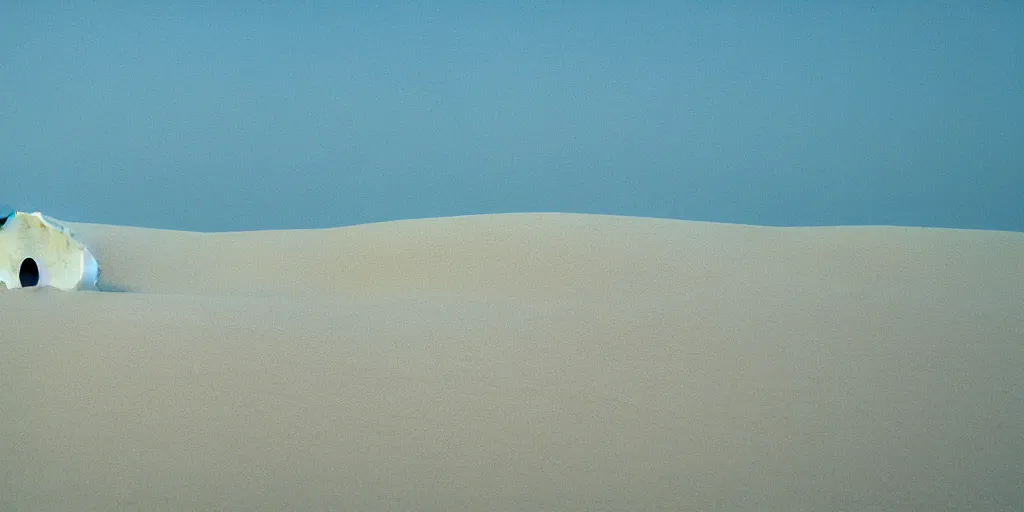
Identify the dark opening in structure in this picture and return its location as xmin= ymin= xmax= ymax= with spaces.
xmin=19 ymin=258 xmax=40 ymax=287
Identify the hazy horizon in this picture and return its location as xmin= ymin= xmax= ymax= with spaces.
xmin=3 ymin=3 xmax=1022 ymax=233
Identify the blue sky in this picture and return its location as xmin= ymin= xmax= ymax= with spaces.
xmin=2 ymin=3 xmax=1022 ymax=232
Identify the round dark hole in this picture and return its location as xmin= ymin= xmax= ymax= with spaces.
xmin=19 ymin=258 xmax=40 ymax=287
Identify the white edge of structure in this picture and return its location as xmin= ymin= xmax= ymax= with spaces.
xmin=0 ymin=210 xmax=101 ymax=291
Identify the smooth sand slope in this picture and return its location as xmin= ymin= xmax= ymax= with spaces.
xmin=2 ymin=213 xmax=1022 ymax=511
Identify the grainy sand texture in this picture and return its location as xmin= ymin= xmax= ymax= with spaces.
xmin=2 ymin=213 xmax=1022 ymax=511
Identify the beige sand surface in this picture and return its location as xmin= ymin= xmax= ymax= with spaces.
xmin=2 ymin=213 xmax=1022 ymax=510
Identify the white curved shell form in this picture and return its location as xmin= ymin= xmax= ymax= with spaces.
xmin=0 ymin=210 xmax=100 ymax=291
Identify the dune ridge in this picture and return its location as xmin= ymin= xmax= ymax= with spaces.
xmin=2 ymin=213 xmax=1022 ymax=511
xmin=68 ymin=212 xmax=1022 ymax=299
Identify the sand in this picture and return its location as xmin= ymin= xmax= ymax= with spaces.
xmin=2 ymin=213 xmax=1022 ymax=511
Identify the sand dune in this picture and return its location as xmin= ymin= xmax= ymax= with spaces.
xmin=2 ymin=213 xmax=1022 ymax=510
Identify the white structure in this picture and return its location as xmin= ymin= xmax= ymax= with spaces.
xmin=0 ymin=210 xmax=100 ymax=291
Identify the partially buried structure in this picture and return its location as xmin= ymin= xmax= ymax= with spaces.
xmin=0 ymin=207 xmax=100 ymax=291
